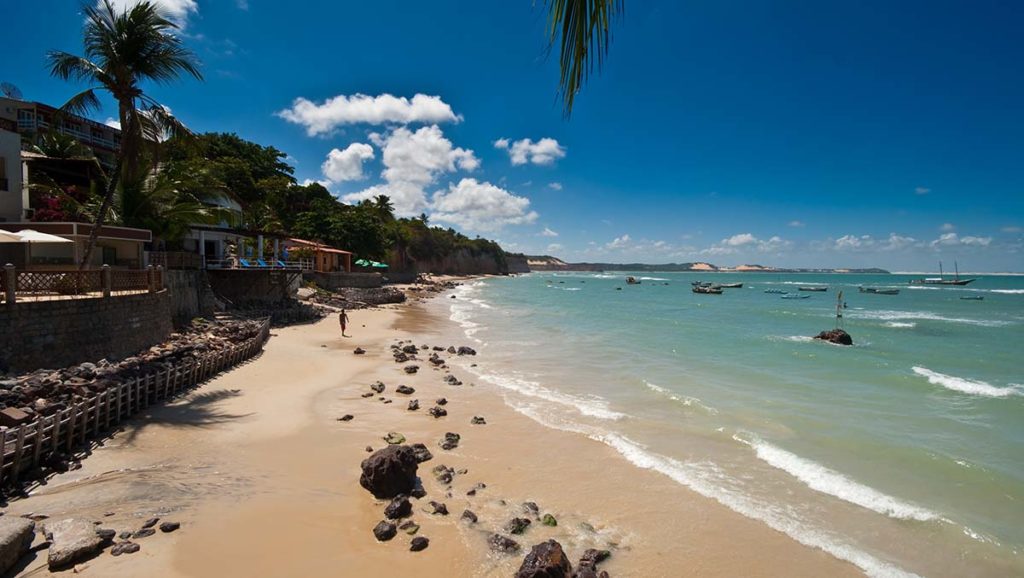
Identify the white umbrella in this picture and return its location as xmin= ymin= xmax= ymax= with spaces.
xmin=0 ymin=230 xmax=25 ymax=243
xmin=14 ymin=230 xmax=72 ymax=244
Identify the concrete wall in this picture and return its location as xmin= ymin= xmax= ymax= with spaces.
xmin=0 ymin=130 xmax=24 ymax=222
xmin=0 ymin=291 xmax=173 ymax=372
xmin=206 ymin=269 xmax=301 ymax=307
xmin=303 ymin=271 xmax=382 ymax=290
xmin=164 ymin=269 xmax=215 ymax=326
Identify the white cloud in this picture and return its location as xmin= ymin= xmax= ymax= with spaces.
xmin=236 ymin=0 xmax=249 ymax=9
xmin=915 ymin=186 xmax=931 ymax=195
xmin=431 ymin=178 xmax=538 ymax=232
xmin=930 ymin=232 xmax=991 ymax=248
xmin=546 ymin=243 xmax=564 ymax=254
xmin=829 ymin=233 xmax=919 ymax=252
xmin=723 ymin=233 xmax=756 ymax=246
xmin=278 ymin=93 xmax=461 ymax=137
xmin=300 ymin=178 xmax=331 ymax=188
xmin=1002 ymin=226 xmax=1022 ymax=234
xmin=495 ymin=137 xmax=566 ymax=166
xmin=703 ymin=233 xmax=791 ymax=255
xmin=940 ymin=223 xmax=956 ymax=232
xmin=548 ymin=182 xmax=563 ymax=191
xmin=606 ymin=234 xmax=632 ymax=249
xmin=539 ymin=227 xmax=559 ymax=237
xmin=103 ymin=0 xmax=198 ymax=27
xmin=788 ymin=220 xmax=805 ymax=227
xmin=321 ymin=143 xmax=374 ymax=183
xmin=342 ymin=125 xmax=478 ymax=216
xmin=104 ymin=118 xmax=121 ymax=130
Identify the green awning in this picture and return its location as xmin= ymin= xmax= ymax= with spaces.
xmin=355 ymin=259 xmax=389 ymax=268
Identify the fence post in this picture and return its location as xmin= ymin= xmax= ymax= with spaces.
xmin=147 ymin=265 xmax=155 ymax=293
xmin=4 ymin=263 xmax=15 ymax=305
xmin=156 ymin=265 xmax=164 ymax=291
xmin=102 ymin=264 xmax=112 ymax=298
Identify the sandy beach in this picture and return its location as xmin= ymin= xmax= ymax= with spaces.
xmin=3 ymin=288 xmax=862 ymax=577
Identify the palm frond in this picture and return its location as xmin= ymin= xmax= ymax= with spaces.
xmin=45 ymin=51 xmax=104 ymax=83
xmin=547 ymin=0 xmax=622 ymax=116
xmin=59 ymin=87 xmax=103 ymax=118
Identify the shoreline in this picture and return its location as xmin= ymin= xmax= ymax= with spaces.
xmin=3 ymin=283 xmax=862 ymax=577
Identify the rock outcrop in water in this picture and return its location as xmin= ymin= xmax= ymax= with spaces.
xmin=515 ymin=540 xmax=573 ymax=578
xmin=813 ymin=328 xmax=853 ymax=346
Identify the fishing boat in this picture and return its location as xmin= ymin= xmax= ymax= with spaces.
xmin=798 ymin=286 xmax=828 ymax=292
xmin=782 ymin=294 xmax=810 ymax=299
xmin=626 ymin=276 xmax=641 ymax=285
xmin=718 ymin=282 xmax=743 ymax=288
xmin=692 ymin=285 xmax=723 ymax=295
xmin=859 ymin=287 xmax=900 ymax=295
xmin=960 ymin=295 xmax=984 ymax=301
xmin=764 ymin=288 xmax=787 ymax=294
xmin=910 ymin=261 xmax=976 ymax=286
xmin=691 ymin=281 xmax=711 ymax=287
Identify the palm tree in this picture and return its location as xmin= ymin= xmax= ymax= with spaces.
xmin=30 ymin=128 xmax=97 ymax=160
xmin=46 ymin=0 xmax=201 ymax=268
xmin=118 ymin=169 xmax=234 ymax=246
xmin=547 ymin=0 xmax=622 ymax=115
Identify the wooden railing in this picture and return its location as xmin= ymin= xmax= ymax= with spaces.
xmin=0 ymin=317 xmax=271 ymax=487
xmin=147 ymin=251 xmax=202 ymax=270
xmin=2 ymin=265 xmax=163 ymax=303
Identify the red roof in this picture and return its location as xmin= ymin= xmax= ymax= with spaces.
xmin=287 ymin=238 xmax=352 ymax=255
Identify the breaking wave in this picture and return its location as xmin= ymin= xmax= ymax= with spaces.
xmin=912 ymin=367 xmax=1023 ymax=398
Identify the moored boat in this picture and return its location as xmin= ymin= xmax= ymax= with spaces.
xmin=859 ymin=287 xmax=900 ymax=295
xmin=626 ymin=276 xmax=641 ymax=285
xmin=960 ymin=295 xmax=984 ymax=301
xmin=692 ymin=285 xmax=723 ymax=295
xmin=910 ymin=261 xmax=976 ymax=286
xmin=718 ymin=282 xmax=743 ymax=288
xmin=782 ymin=294 xmax=810 ymax=299
xmin=798 ymin=286 xmax=828 ymax=292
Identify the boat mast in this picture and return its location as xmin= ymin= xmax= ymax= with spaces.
xmin=938 ymin=261 xmax=944 ymax=280
xmin=954 ymin=260 xmax=960 ymax=281
xmin=835 ymin=290 xmax=844 ymax=329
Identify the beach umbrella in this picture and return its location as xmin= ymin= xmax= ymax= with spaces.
xmin=369 ymin=260 xmax=388 ymax=269
xmin=12 ymin=230 xmax=73 ymax=266
xmin=354 ymin=258 xmax=371 ymax=267
xmin=0 ymin=230 xmax=24 ymax=242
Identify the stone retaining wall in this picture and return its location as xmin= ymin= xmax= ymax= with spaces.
xmin=304 ymin=271 xmax=383 ymax=289
xmin=206 ymin=269 xmax=301 ymax=307
xmin=0 ymin=291 xmax=173 ymax=373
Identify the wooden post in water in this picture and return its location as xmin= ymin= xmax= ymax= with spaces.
xmin=835 ymin=290 xmax=844 ymax=329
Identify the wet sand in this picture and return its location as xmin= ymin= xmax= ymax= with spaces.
xmin=4 ymin=296 xmax=862 ymax=577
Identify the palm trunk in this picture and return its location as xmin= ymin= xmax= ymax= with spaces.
xmin=78 ymin=155 xmax=122 ymax=269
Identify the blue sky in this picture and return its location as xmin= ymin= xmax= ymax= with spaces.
xmin=6 ymin=0 xmax=1024 ymax=271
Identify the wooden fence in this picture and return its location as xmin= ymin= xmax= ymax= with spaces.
xmin=0 ymin=316 xmax=271 ymax=487
xmin=2 ymin=265 xmax=164 ymax=303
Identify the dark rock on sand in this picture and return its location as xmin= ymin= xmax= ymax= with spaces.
xmin=522 ymin=502 xmax=540 ymax=518
xmin=471 ymin=416 xmax=486 ymax=425
xmin=436 ymin=397 xmax=448 ymax=406
xmin=506 ymin=517 xmax=532 ymax=535
xmin=407 ymin=399 xmax=420 ymax=411
xmin=133 ymin=528 xmax=156 ymax=539
xmin=579 ymin=548 xmax=611 ymax=568
xmin=457 ymin=346 xmax=477 ymax=356
xmin=0 ymin=517 xmax=35 ymax=574
xmin=338 ymin=414 xmax=354 ymax=422
xmin=361 ymin=392 xmax=374 ymax=398
xmin=354 ymin=347 xmax=366 ymax=355
xmin=402 ymin=344 xmax=418 ymax=354
xmin=404 ymin=365 xmax=420 ymax=374
xmin=542 ymin=514 xmax=558 ymax=527
xmin=439 ymin=432 xmax=460 ymax=450
xmin=141 ymin=518 xmax=159 ymax=529
xmin=428 ymin=406 xmax=447 ymax=418
xmin=399 ymin=521 xmax=420 ymax=535
xmin=447 ymin=346 xmax=457 ymax=354
xmin=159 ymin=522 xmax=180 ymax=533
xmin=813 ymin=328 xmax=853 ymax=346
xmin=385 ymin=496 xmax=412 ymax=520
xmin=409 ymin=536 xmax=429 ymax=552
xmin=359 ymin=445 xmax=419 ymax=499
xmin=488 ymin=533 xmax=522 ymax=554
xmin=410 ymin=443 xmax=433 ymax=463
xmin=432 ymin=464 xmax=455 ymax=485
xmin=515 ymin=540 xmax=573 ymax=578
xmin=110 ymin=541 xmax=141 ymax=556
xmin=461 ymin=510 xmax=478 ymax=524
xmin=95 ymin=528 xmax=116 ymax=543
xmin=383 ymin=432 xmax=406 ymax=445
xmin=429 ymin=501 xmax=449 ymax=516
xmin=373 ymin=521 xmax=397 ymax=542
xmin=444 ymin=375 xmax=463 ymax=386
xmin=429 ymin=355 xmax=445 ymax=366
xmin=393 ymin=352 xmax=410 ymax=363
xmin=396 ymin=385 xmax=415 ymax=395
xmin=370 ymin=381 xmax=385 ymax=393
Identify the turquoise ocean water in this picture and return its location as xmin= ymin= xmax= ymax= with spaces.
xmin=432 ymin=272 xmax=1024 ymax=578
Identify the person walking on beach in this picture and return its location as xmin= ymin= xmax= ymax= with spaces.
xmin=339 ymin=309 xmax=349 ymax=337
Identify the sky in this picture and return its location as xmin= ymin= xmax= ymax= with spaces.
xmin=5 ymin=0 xmax=1024 ymax=271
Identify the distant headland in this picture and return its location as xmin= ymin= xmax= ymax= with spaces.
xmin=519 ymin=255 xmax=890 ymax=274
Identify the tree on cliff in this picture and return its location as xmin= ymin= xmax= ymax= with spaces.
xmin=47 ymin=0 xmax=202 ymax=268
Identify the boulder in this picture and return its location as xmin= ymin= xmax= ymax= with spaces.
xmin=541 ymin=514 xmax=558 ymax=527
xmin=488 ymin=533 xmax=521 ymax=554
xmin=44 ymin=518 xmax=105 ymax=570
xmin=409 ymin=443 xmax=433 ymax=463
xmin=0 ymin=407 xmax=31 ymax=428
xmin=428 ymin=406 xmax=447 ymax=418
xmin=383 ymin=432 xmax=406 ymax=445
xmin=396 ymin=385 xmax=415 ymax=395
xmin=353 ymin=347 xmax=366 ymax=355
xmin=407 ymin=399 xmax=420 ymax=411
xmin=439 ymin=432 xmax=460 ymax=450
xmin=400 ymin=521 xmax=420 ymax=535
xmin=409 ymin=536 xmax=429 ymax=552
xmin=384 ymin=496 xmax=412 ymax=520
xmin=110 ymin=541 xmax=141 ymax=556
xmin=404 ymin=365 xmax=420 ymax=374
xmin=461 ymin=510 xmax=478 ymax=524
xmin=428 ymin=501 xmax=449 ymax=516
xmin=359 ymin=445 xmax=420 ymax=499
xmin=813 ymin=328 xmax=853 ymax=346
xmin=159 ymin=522 xmax=181 ymax=533
xmin=515 ymin=540 xmax=573 ymax=578
xmin=432 ymin=464 xmax=455 ymax=484
xmin=506 ymin=517 xmax=532 ymax=535
xmin=457 ymin=346 xmax=477 ymax=356
xmin=0 ymin=517 xmax=35 ymax=575
xmin=471 ymin=416 xmax=486 ymax=425
xmin=401 ymin=344 xmax=418 ymax=354
xmin=373 ymin=521 xmax=397 ymax=542
xmin=370 ymin=381 xmax=385 ymax=393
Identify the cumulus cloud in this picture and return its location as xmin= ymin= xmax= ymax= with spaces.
xmin=930 ymin=233 xmax=992 ymax=248
xmin=915 ymin=186 xmax=931 ymax=195
xmin=606 ymin=234 xmax=632 ymax=249
xmin=321 ymin=143 xmax=374 ymax=183
xmin=103 ymin=0 xmax=197 ymax=26
xmin=431 ymin=178 xmax=538 ymax=232
xmin=278 ymin=93 xmax=461 ymax=137
xmin=940 ymin=223 xmax=956 ymax=232
xmin=829 ymin=233 xmax=919 ymax=252
xmin=703 ymin=233 xmax=791 ymax=255
xmin=104 ymin=118 xmax=121 ymax=130
xmin=1002 ymin=226 xmax=1022 ymax=234
xmin=342 ymin=125 xmax=478 ymax=216
xmin=494 ymin=137 xmax=566 ymax=166
xmin=788 ymin=220 xmax=805 ymax=227
xmin=547 ymin=243 xmax=564 ymax=254
xmin=539 ymin=227 xmax=559 ymax=237
xmin=548 ymin=182 xmax=563 ymax=191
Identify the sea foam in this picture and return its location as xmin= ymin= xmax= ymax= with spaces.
xmin=911 ymin=367 xmax=1023 ymax=398
xmin=477 ymin=370 xmax=626 ymax=421
xmin=734 ymin=435 xmax=939 ymax=521
xmin=643 ymin=380 xmax=719 ymax=414
xmin=850 ymin=310 xmax=1011 ymax=327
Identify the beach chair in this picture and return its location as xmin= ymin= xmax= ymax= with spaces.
xmin=276 ymin=260 xmax=288 ymax=268
xmin=239 ymin=258 xmax=253 ymax=268
xmin=256 ymin=259 xmax=270 ymax=268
